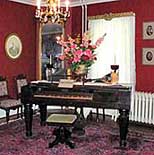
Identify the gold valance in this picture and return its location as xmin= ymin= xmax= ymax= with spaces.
xmin=88 ymin=12 xmax=135 ymax=21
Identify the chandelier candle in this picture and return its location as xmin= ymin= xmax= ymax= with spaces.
xmin=35 ymin=0 xmax=70 ymax=24
xmin=37 ymin=0 xmax=41 ymax=10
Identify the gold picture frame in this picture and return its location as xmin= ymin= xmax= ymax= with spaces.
xmin=5 ymin=33 xmax=22 ymax=59
xmin=142 ymin=48 xmax=154 ymax=65
xmin=143 ymin=22 xmax=154 ymax=40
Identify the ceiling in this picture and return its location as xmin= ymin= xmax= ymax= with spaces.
xmin=9 ymin=0 xmax=119 ymax=7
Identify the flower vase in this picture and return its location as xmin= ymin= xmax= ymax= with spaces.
xmin=74 ymin=64 xmax=87 ymax=75
xmin=74 ymin=64 xmax=88 ymax=83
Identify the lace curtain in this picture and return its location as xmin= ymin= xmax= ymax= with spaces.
xmin=88 ymin=16 xmax=136 ymax=85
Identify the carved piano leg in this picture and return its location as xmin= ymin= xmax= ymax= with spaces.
xmin=24 ymin=103 xmax=33 ymax=137
xmin=39 ymin=105 xmax=47 ymax=126
xmin=118 ymin=109 xmax=129 ymax=147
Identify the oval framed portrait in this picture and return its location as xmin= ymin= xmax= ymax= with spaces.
xmin=5 ymin=33 xmax=22 ymax=59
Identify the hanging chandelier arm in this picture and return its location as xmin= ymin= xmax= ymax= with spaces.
xmin=35 ymin=0 xmax=70 ymax=24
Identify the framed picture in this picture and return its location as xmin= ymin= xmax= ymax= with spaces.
xmin=142 ymin=48 xmax=154 ymax=65
xmin=143 ymin=22 xmax=154 ymax=40
xmin=5 ymin=33 xmax=22 ymax=59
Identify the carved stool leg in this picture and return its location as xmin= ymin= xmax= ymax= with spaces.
xmin=49 ymin=128 xmax=61 ymax=148
xmin=49 ymin=126 xmax=75 ymax=149
xmin=47 ymin=114 xmax=77 ymax=148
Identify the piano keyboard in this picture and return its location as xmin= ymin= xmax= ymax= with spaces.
xmin=33 ymin=92 xmax=93 ymax=101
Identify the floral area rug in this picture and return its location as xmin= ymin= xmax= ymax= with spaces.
xmin=0 ymin=116 xmax=154 ymax=155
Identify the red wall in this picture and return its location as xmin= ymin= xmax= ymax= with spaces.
xmin=0 ymin=1 xmax=36 ymax=97
xmin=71 ymin=0 xmax=154 ymax=92
xmin=65 ymin=9 xmax=73 ymax=38
xmin=71 ymin=7 xmax=82 ymax=38
xmin=1 ymin=0 xmax=154 ymax=96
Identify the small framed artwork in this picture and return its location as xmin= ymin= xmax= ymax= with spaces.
xmin=143 ymin=22 xmax=154 ymax=40
xmin=5 ymin=33 xmax=22 ymax=59
xmin=142 ymin=48 xmax=154 ymax=65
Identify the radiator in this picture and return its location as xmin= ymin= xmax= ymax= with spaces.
xmin=130 ymin=91 xmax=154 ymax=124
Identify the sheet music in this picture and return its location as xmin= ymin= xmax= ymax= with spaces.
xmin=58 ymin=79 xmax=75 ymax=88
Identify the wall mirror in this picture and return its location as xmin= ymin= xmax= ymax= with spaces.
xmin=41 ymin=23 xmax=65 ymax=81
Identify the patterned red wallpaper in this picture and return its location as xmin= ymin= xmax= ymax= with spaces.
xmin=1 ymin=0 xmax=154 ymax=97
xmin=0 ymin=1 xmax=36 ymax=97
xmin=71 ymin=0 xmax=154 ymax=92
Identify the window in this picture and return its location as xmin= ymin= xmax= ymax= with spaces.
xmin=88 ymin=15 xmax=136 ymax=86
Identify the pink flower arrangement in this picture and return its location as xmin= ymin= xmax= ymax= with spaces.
xmin=57 ymin=32 xmax=106 ymax=72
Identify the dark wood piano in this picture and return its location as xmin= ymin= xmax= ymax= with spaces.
xmin=21 ymin=81 xmax=132 ymax=147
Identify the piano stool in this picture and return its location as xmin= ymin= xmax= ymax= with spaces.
xmin=46 ymin=114 xmax=77 ymax=149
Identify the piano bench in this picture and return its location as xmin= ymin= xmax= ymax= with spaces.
xmin=46 ymin=114 xmax=77 ymax=149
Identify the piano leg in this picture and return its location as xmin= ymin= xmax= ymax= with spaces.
xmin=118 ymin=109 xmax=129 ymax=147
xmin=39 ymin=105 xmax=47 ymax=126
xmin=24 ymin=103 xmax=33 ymax=137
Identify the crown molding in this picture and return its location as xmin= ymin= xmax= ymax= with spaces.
xmin=70 ymin=0 xmax=119 ymax=7
xmin=9 ymin=0 xmax=119 ymax=7
xmin=9 ymin=0 xmax=36 ymax=6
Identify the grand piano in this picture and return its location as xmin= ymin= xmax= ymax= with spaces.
xmin=21 ymin=81 xmax=132 ymax=147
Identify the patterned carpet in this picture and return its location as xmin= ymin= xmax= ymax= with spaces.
xmin=0 ymin=115 xmax=154 ymax=155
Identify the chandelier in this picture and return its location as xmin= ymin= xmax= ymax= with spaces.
xmin=35 ymin=0 xmax=70 ymax=24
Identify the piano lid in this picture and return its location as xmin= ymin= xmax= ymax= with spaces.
xmin=74 ymin=81 xmax=131 ymax=88
xmin=30 ymin=80 xmax=132 ymax=90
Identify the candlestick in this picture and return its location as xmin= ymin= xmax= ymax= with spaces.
xmin=58 ymin=0 xmax=60 ymax=12
xmin=49 ymin=54 xmax=52 ymax=65
xmin=65 ymin=0 xmax=69 ymax=12
xmin=53 ymin=3 xmax=56 ymax=12
xmin=114 ymin=53 xmax=116 ymax=64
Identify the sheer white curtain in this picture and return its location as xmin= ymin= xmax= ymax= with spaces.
xmin=84 ymin=16 xmax=136 ymax=119
xmin=88 ymin=16 xmax=135 ymax=85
